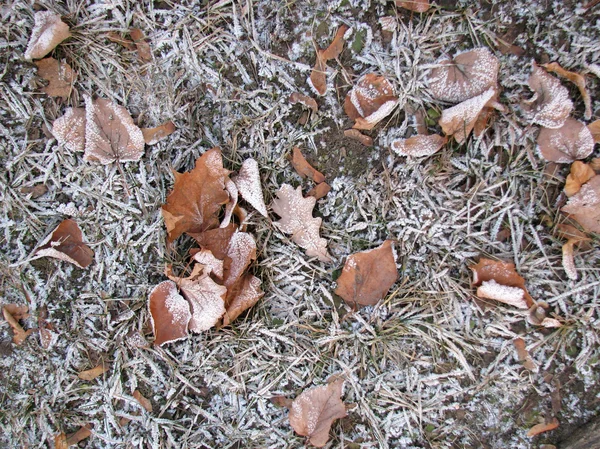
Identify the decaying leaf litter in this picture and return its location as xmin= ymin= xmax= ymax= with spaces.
xmin=1 ymin=1 xmax=600 ymax=448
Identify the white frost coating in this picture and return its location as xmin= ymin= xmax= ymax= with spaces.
xmin=51 ymin=107 xmax=86 ymax=152
xmin=562 ymin=242 xmax=578 ymax=281
xmin=225 ymin=232 xmax=256 ymax=287
xmin=233 ymin=158 xmax=268 ymax=217
xmin=24 ymin=11 xmax=71 ymax=60
xmin=220 ymin=178 xmax=238 ymax=228
xmin=180 ymin=275 xmax=227 ymax=332
xmin=193 ymin=249 xmax=225 ymax=279
xmin=476 ymin=280 xmax=528 ymax=309
xmin=148 ymin=281 xmax=191 ymax=346
xmin=378 ymin=16 xmax=397 ymax=33
xmin=391 ymin=134 xmax=445 ymax=157
xmin=439 ymin=88 xmax=495 ymax=143
xmin=536 ymin=118 xmax=594 ymax=163
xmin=362 ymin=99 xmax=399 ymax=126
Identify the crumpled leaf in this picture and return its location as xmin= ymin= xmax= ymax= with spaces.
xmin=34 ymin=219 xmax=94 ymax=268
xmin=543 ymin=61 xmax=592 ymax=120
xmin=527 ymin=302 xmax=561 ymax=328
xmin=272 ymin=184 xmax=331 ymax=262
xmin=470 ymin=258 xmax=533 ymax=309
xmin=2 ymin=305 xmax=33 ymax=345
xmin=193 ymin=249 xmax=224 ymax=279
xmin=289 ymin=377 xmax=347 ymax=448
xmin=521 ymin=63 xmax=573 ymax=129
xmin=565 ymin=161 xmax=596 ymax=197
xmin=34 ymin=57 xmax=75 ymax=99
xmin=561 ymin=175 xmax=600 ymax=234
xmin=222 ymin=274 xmax=264 ymax=326
xmin=161 ymin=148 xmax=230 ymax=242
xmin=439 ymin=88 xmax=497 ymax=143
xmin=141 ymin=121 xmax=176 ymax=145
xmin=537 ymin=118 xmax=594 ymax=163
xmin=396 ymin=0 xmax=431 ymax=12
xmin=148 ymin=280 xmax=191 ymax=346
xmin=233 ymin=158 xmax=268 ymax=217
xmin=24 ymin=11 xmax=71 ymax=60
xmin=83 ymin=96 xmax=146 ymax=164
xmin=428 ymin=48 xmax=499 ymax=103
xmin=290 ymin=147 xmax=326 ymax=183
xmin=334 ymin=240 xmax=398 ymax=307
xmin=391 ymin=134 xmax=447 ymax=157
xmin=289 ymin=92 xmax=318 ymax=112
xmin=344 ymin=73 xmax=398 ymax=130
xmin=52 ymin=107 xmax=86 ymax=152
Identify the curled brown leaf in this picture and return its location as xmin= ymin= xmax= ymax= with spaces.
xmin=543 ymin=61 xmax=592 ymax=120
xmin=24 ymin=11 xmax=71 ymax=60
xmin=34 ymin=219 xmax=94 ymax=269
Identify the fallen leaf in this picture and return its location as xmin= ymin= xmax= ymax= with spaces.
xmin=514 ymin=338 xmax=537 ymax=371
xmin=133 ymin=390 xmax=153 ymax=412
xmin=391 ymin=134 xmax=447 ymax=157
xmin=148 ymin=280 xmax=191 ymax=346
xmin=396 ymin=0 xmax=431 ymax=12
xmin=83 ymin=96 xmax=145 ymax=164
xmin=321 ymin=24 xmax=349 ymax=61
xmin=289 ymin=378 xmax=347 ymax=448
xmin=537 ymin=118 xmax=594 ymax=163
xmin=428 ymin=48 xmax=499 ymax=103
xmin=21 ymin=183 xmax=48 ymax=199
xmin=220 ymin=178 xmax=238 ymax=229
xmin=141 ymin=121 xmax=176 ymax=145
xmin=52 ymin=107 xmax=86 ymax=152
xmin=189 ymin=223 xmax=238 ymax=260
xmin=232 ymin=158 xmax=268 ymax=217
xmin=4 ymin=304 xmax=30 ymax=320
xmin=24 ymin=11 xmax=71 ymax=60
xmin=343 ymin=129 xmax=373 ymax=146
xmin=590 ymin=158 xmax=600 ymax=172
xmin=34 ymin=219 xmax=94 ymax=268
xmin=588 ymin=120 xmax=600 ymax=143
xmin=193 ymin=249 xmax=224 ymax=279
xmin=526 ymin=417 xmax=559 ymax=437
xmin=270 ymin=395 xmax=293 ymax=408
xmin=309 ymin=50 xmax=327 ymax=96
xmin=439 ymin=88 xmax=497 ymax=143
xmin=290 ymin=147 xmax=326 ymax=183
xmin=521 ymin=63 xmax=573 ymax=129
xmin=307 ymin=182 xmax=331 ymax=200
xmin=34 ymin=57 xmax=75 ymax=99
xmin=66 ymin=424 xmax=92 ymax=446
xmin=223 ymin=232 xmax=257 ymax=290
xmin=129 ymin=28 xmax=152 ymax=62
xmin=334 ymin=240 xmax=398 ymax=307
xmin=289 ymin=92 xmax=318 ymax=112
xmin=344 ymin=73 xmax=398 ymax=130
xmin=161 ymin=148 xmax=230 ymax=242
xmin=543 ymin=61 xmax=592 ymax=120
xmin=470 ymin=258 xmax=534 ymax=309
xmin=222 ymin=274 xmax=264 ymax=325
xmin=107 ymin=31 xmax=135 ymax=50
xmin=561 ymin=175 xmax=600 ymax=233
xmin=2 ymin=305 xmax=33 ymax=345
xmin=565 ymin=161 xmax=596 ymax=197
xmin=272 ymin=184 xmax=331 ymax=262
xmin=78 ymin=363 xmax=109 ymax=381
xmin=54 ymin=433 xmax=68 ymax=449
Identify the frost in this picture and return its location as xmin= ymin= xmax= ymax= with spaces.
xmin=476 ymin=280 xmax=528 ymax=309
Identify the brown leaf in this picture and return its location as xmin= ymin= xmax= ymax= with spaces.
xmin=148 ymin=280 xmax=191 ymax=346
xmin=223 ymin=232 xmax=257 ymax=288
xmin=54 ymin=433 xmax=68 ymax=449
xmin=310 ymin=50 xmax=327 ymax=96
xmin=133 ymin=390 xmax=153 ymax=412
xmin=34 ymin=57 xmax=75 ymax=99
xmin=34 ymin=219 xmax=94 ymax=268
xmin=222 ymin=274 xmax=264 ymax=326
xmin=521 ymin=63 xmax=573 ymax=129
xmin=83 ymin=96 xmax=145 ymax=164
xmin=396 ymin=0 xmax=431 ymax=12
xmin=428 ymin=48 xmax=499 ymax=103
xmin=470 ymin=258 xmax=534 ymax=309
xmin=52 ymin=107 xmax=86 ymax=153
xmin=537 ymin=118 xmax=594 ymax=163
xmin=161 ymin=148 xmax=230 ymax=242
xmin=289 ymin=378 xmax=347 ymax=448
xmin=307 ymin=182 xmax=331 ymax=200
xmin=391 ymin=134 xmax=447 ymax=157
xmin=513 ymin=338 xmax=537 ymax=371
xmin=106 ymin=31 xmax=135 ymax=50
xmin=4 ymin=304 xmax=30 ymax=320
xmin=590 ymin=158 xmax=600 ymax=172
xmin=289 ymin=93 xmax=318 ymax=112
xmin=565 ymin=161 xmax=596 ymax=197
xmin=334 ymin=240 xmax=398 ymax=307
xmin=290 ymin=147 xmax=326 ymax=183
xmin=588 ymin=120 xmax=600 ymax=143
xmin=321 ymin=25 xmax=349 ymax=61
xmin=189 ymin=223 xmax=238 ymax=260
xmin=272 ymin=184 xmax=331 ymax=262
xmin=66 ymin=424 xmax=93 ymax=446
xmin=344 ymin=74 xmax=398 ymax=130
xmin=439 ymin=88 xmax=497 ymax=143
xmin=343 ymin=129 xmax=373 ymax=146
xmin=21 ymin=183 xmax=48 ymax=199
xmin=193 ymin=249 xmax=225 ymax=279
xmin=129 ymin=28 xmax=152 ymax=62
xmin=24 ymin=11 xmax=71 ymax=60
xmin=562 ymin=175 xmax=600 ymax=234
xmin=2 ymin=306 xmax=33 ymax=345
xmin=141 ymin=121 xmax=176 ymax=145
xmin=526 ymin=417 xmax=559 ymax=437
xmin=232 ymin=158 xmax=268 ymax=217
xmin=270 ymin=395 xmax=293 ymax=408
xmin=556 ymin=224 xmax=591 ymax=279
xmin=78 ymin=363 xmax=109 ymax=381
xmin=543 ymin=62 xmax=592 ymax=120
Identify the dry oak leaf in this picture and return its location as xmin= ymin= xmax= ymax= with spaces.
xmin=526 ymin=417 xmax=559 ymax=437
xmin=588 ymin=119 xmax=600 ymax=143
xmin=148 ymin=280 xmax=192 ymax=346
xmin=391 ymin=134 xmax=447 ymax=157
xmin=78 ymin=363 xmax=109 ymax=381
xmin=290 ymin=147 xmax=326 ymax=183
xmin=334 ymin=240 xmax=398 ymax=307
xmin=565 ymin=161 xmax=596 ymax=197
xmin=161 ymin=147 xmax=230 ymax=242
xmin=24 ymin=11 xmax=71 ymax=60
xmin=396 ymin=0 xmax=431 ymax=12
xmin=34 ymin=57 xmax=75 ymax=99
xmin=307 ymin=182 xmax=331 ymax=200
xmin=34 ymin=219 xmax=94 ymax=268
xmin=289 ymin=92 xmax=318 ymax=112
xmin=521 ymin=63 xmax=573 ymax=129
xmin=2 ymin=305 xmax=34 ymax=345
xmin=343 ymin=129 xmax=373 ymax=146
xmin=428 ymin=48 xmax=499 ymax=103
xmin=543 ymin=62 xmax=592 ymax=120
xmin=537 ymin=118 xmax=594 ymax=163
xmin=222 ymin=274 xmax=264 ymax=326
xmin=141 ymin=121 xmax=176 ymax=145
xmin=439 ymin=88 xmax=497 ymax=143
xmin=272 ymin=184 xmax=331 ymax=262
xmin=232 ymin=158 xmax=269 ymax=217
xmin=289 ymin=378 xmax=347 ymax=448
xmin=470 ymin=258 xmax=534 ymax=309
xmin=83 ymin=96 xmax=145 ymax=164
xmin=562 ymin=175 xmax=600 ymax=234
xmin=344 ymin=73 xmax=398 ymax=130
xmin=52 ymin=107 xmax=86 ymax=152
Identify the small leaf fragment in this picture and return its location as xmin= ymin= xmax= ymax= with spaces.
xmin=565 ymin=161 xmax=596 ymax=197
xmin=562 ymin=175 xmax=600 ymax=234
xmin=233 ymin=158 xmax=268 ymax=217
xmin=343 ymin=129 xmax=373 ymax=146
xmin=514 ymin=338 xmax=537 ymax=371
xmin=344 ymin=73 xmax=398 ymax=130
xmin=21 ymin=183 xmax=48 ymax=199
xmin=439 ymin=88 xmax=496 ymax=143
xmin=588 ymin=120 xmax=600 ymax=143
xmin=129 ymin=28 xmax=152 ymax=62
xmin=470 ymin=258 xmax=534 ymax=308
xmin=526 ymin=418 xmax=559 ymax=437
xmin=34 ymin=219 xmax=94 ymax=268
xmin=290 ymin=147 xmax=326 ymax=183
xmin=148 ymin=280 xmax=191 ymax=346
xmin=2 ymin=305 xmax=33 ymax=345
xmin=396 ymin=0 xmax=431 ymax=12
xmin=307 ymin=182 xmax=331 ymax=200
xmin=66 ymin=424 xmax=93 ymax=446
xmin=309 ymin=50 xmax=327 ymax=96
xmin=141 ymin=121 xmax=176 ymax=145
xmin=222 ymin=274 xmax=264 ymax=326
xmin=34 ymin=57 xmax=75 ymax=99
xmin=78 ymin=363 xmax=109 ymax=381
xmin=543 ymin=61 xmax=592 ymax=120
xmin=133 ymin=390 xmax=153 ymax=412
xmin=289 ymin=92 xmax=318 ymax=112
xmin=24 ymin=11 xmax=71 ymax=60
xmin=321 ymin=25 xmax=349 ymax=61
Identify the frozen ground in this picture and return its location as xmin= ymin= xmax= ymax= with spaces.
xmin=1 ymin=0 xmax=600 ymax=448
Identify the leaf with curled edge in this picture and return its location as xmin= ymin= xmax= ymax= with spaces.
xmin=52 ymin=107 xmax=86 ymax=153
xmin=562 ymin=175 xmax=600 ymax=234
xmin=193 ymin=249 xmax=224 ymax=280
xmin=33 ymin=219 xmax=94 ymax=268
xmin=439 ymin=88 xmax=499 ymax=143
xmin=290 ymin=147 xmax=326 ymax=183
xmin=289 ymin=377 xmax=347 ymax=448
xmin=565 ymin=161 xmax=596 ymax=197
xmin=83 ymin=96 xmax=145 ymax=164
xmin=161 ymin=148 xmax=230 ymax=242
xmin=537 ymin=118 xmax=594 ymax=163
xmin=344 ymin=73 xmax=398 ymax=130
xmin=470 ymin=258 xmax=534 ymax=309
xmin=543 ymin=61 xmax=592 ymax=120
xmin=272 ymin=184 xmax=331 ymax=262
xmin=24 ymin=11 xmax=71 ymax=60
xmin=148 ymin=280 xmax=191 ymax=346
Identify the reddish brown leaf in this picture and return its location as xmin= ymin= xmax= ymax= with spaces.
xmin=54 ymin=433 xmax=68 ymax=449
xmin=148 ymin=280 xmax=191 ymax=346
xmin=565 ymin=161 xmax=596 ymax=197
xmin=470 ymin=258 xmax=533 ymax=309
xmin=4 ymin=304 xmax=30 ymax=320
xmin=396 ymin=0 xmax=431 ymax=12
xmin=391 ymin=134 xmax=447 ymax=157
xmin=24 ymin=11 xmax=71 ymax=60
xmin=34 ymin=57 xmax=75 ymax=99
xmin=321 ymin=25 xmax=349 ymax=61
xmin=290 ymin=147 xmax=326 ymax=183
xmin=141 ymin=121 xmax=176 ymax=145
xmin=129 ymin=28 xmax=152 ymax=62
xmin=526 ymin=418 xmax=559 ymax=437
xmin=307 ymin=182 xmax=331 ymax=200
xmin=106 ymin=32 xmax=135 ymax=50
xmin=310 ymin=50 xmax=327 ymax=96
xmin=344 ymin=73 xmax=398 ymax=130
xmin=222 ymin=274 xmax=264 ymax=326
xmin=270 ymin=395 xmax=293 ymax=408
xmin=334 ymin=240 xmax=398 ymax=307
xmin=2 ymin=305 xmax=33 ymax=345
xmin=289 ymin=93 xmax=318 ymax=112
xmin=52 ymin=107 xmax=86 ymax=153
xmin=513 ymin=338 xmax=536 ymax=371
xmin=587 ymin=119 xmax=600 ymax=143
xmin=543 ymin=62 xmax=592 ymax=120
xmin=133 ymin=390 xmax=153 ymax=412
xmin=21 ymin=183 xmax=48 ymax=199
xmin=78 ymin=363 xmax=109 ymax=381
xmin=34 ymin=219 xmax=94 ymax=269
xmin=562 ymin=175 xmax=600 ymax=234
xmin=223 ymin=232 xmax=257 ymax=289
xmin=161 ymin=148 xmax=230 ymax=242
xmin=537 ymin=118 xmax=594 ymax=163
xmin=189 ymin=223 xmax=238 ymax=260
xmin=343 ymin=129 xmax=373 ymax=146
xmin=66 ymin=424 xmax=93 ymax=446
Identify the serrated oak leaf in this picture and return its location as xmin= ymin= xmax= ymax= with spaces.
xmin=272 ymin=184 xmax=331 ymax=262
xmin=83 ymin=96 xmax=145 ymax=164
xmin=148 ymin=280 xmax=191 ymax=346
xmin=565 ymin=161 xmax=596 ymax=197
xmin=439 ymin=88 xmax=497 ymax=143
xmin=543 ymin=62 xmax=592 ymax=120
xmin=52 ymin=107 xmax=86 ymax=152
xmin=344 ymin=73 xmax=398 ymax=130
xmin=470 ymin=258 xmax=533 ymax=309
xmin=289 ymin=378 xmax=347 ymax=448
xmin=290 ymin=147 xmax=326 ymax=183
xmin=536 ymin=118 xmax=594 ymax=163
xmin=34 ymin=219 xmax=94 ymax=268
xmin=334 ymin=240 xmax=398 ymax=307
xmin=222 ymin=274 xmax=264 ymax=326
xmin=233 ymin=158 xmax=268 ymax=217
xmin=24 ymin=11 xmax=71 ymax=60
xmin=141 ymin=121 xmax=176 ymax=145
xmin=34 ymin=57 xmax=75 ymax=99
xmin=396 ymin=0 xmax=431 ymax=12
xmin=561 ymin=175 xmax=600 ymax=234
xmin=391 ymin=134 xmax=447 ymax=157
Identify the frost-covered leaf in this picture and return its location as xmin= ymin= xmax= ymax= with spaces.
xmin=83 ymin=96 xmax=145 ymax=164
xmin=148 ymin=280 xmax=191 ymax=346
xmin=334 ymin=240 xmax=398 ymax=307
xmin=307 ymin=182 xmax=331 ymax=200
xmin=565 ymin=161 xmax=596 ymax=197
xmin=289 ymin=378 xmax=347 ymax=448
xmin=141 ymin=121 xmax=176 ymax=145
xmin=193 ymin=249 xmax=224 ymax=279
xmin=428 ymin=48 xmax=499 ymax=103
xmin=272 ymin=184 xmax=331 ymax=262
xmin=233 ymin=158 xmax=268 ymax=217
xmin=161 ymin=148 xmax=230 ymax=242
xmin=521 ymin=63 xmax=573 ymax=129
xmin=222 ymin=274 xmax=264 ymax=326
xmin=24 ymin=11 xmax=71 ymax=60
xmin=34 ymin=57 xmax=75 ymax=99
xmin=34 ymin=219 xmax=94 ymax=268
xmin=537 ymin=118 xmax=594 ymax=163
xmin=561 ymin=175 xmax=600 ymax=234
xmin=543 ymin=61 xmax=592 ymax=120
xmin=391 ymin=134 xmax=447 ymax=157
xmin=223 ymin=231 xmax=257 ymax=289
xmin=290 ymin=147 xmax=326 ymax=183
xmin=344 ymin=73 xmax=398 ymax=130
xmin=2 ymin=305 xmax=33 ymax=345
xmin=470 ymin=258 xmax=534 ymax=309
xmin=475 ymin=280 xmax=527 ymax=309
xmin=439 ymin=88 xmax=496 ymax=143
xmin=289 ymin=92 xmax=318 ymax=112
xmin=52 ymin=107 xmax=86 ymax=152
xmin=396 ymin=0 xmax=431 ymax=12
xmin=221 ymin=178 xmax=238 ymax=229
